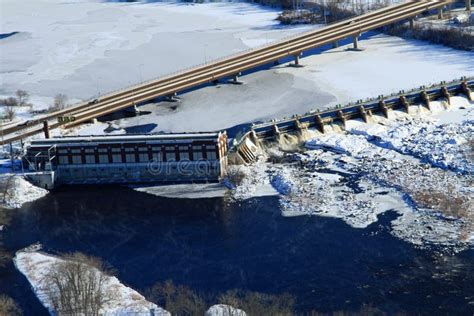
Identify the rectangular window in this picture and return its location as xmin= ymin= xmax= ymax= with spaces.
xmin=193 ymin=151 xmax=203 ymax=160
xmin=71 ymin=149 xmax=81 ymax=154
xmin=112 ymin=154 xmax=122 ymax=163
xmin=111 ymin=148 xmax=121 ymax=153
xmin=85 ymin=155 xmax=95 ymax=164
xmin=98 ymin=148 xmax=108 ymax=153
xmin=152 ymin=152 xmax=162 ymax=162
xmin=207 ymin=151 xmax=217 ymax=160
xmin=180 ymin=151 xmax=189 ymax=160
xmin=125 ymin=147 xmax=135 ymax=152
xmin=58 ymin=156 xmax=69 ymax=165
xmin=58 ymin=149 xmax=68 ymax=154
xmin=85 ymin=148 xmax=95 ymax=154
xmin=72 ymin=155 xmax=82 ymax=164
xmin=166 ymin=152 xmax=176 ymax=162
xmin=99 ymin=155 xmax=109 ymax=164
xmin=139 ymin=153 xmax=149 ymax=162
xmin=179 ymin=146 xmax=188 ymax=151
xmin=125 ymin=153 xmax=136 ymax=163
xmin=138 ymin=147 xmax=148 ymax=152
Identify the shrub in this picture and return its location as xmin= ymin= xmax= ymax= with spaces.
xmin=0 ymin=295 xmax=22 ymax=316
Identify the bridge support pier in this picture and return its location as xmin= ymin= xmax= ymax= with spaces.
xmin=290 ymin=53 xmax=304 ymax=67
xmin=43 ymin=121 xmax=50 ymax=139
xmin=165 ymin=93 xmax=180 ymax=103
xmin=467 ymin=0 xmax=472 ymax=11
xmin=349 ymin=35 xmax=363 ymax=51
xmin=409 ymin=18 xmax=415 ymax=29
xmin=230 ymin=72 xmax=244 ymax=85
xmin=332 ymin=41 xmax=339 ymax=49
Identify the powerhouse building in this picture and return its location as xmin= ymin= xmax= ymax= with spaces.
xmin=23 ymin=132 xmax=228 ymax=189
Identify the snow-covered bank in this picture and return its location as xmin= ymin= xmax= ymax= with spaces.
xmin=226 ymin=97 xmax=474 ymax=251
xmin=14 ymin=245 xmax=170 ymax=315
xmin=0 ymin=175 xmax=48 ymax=209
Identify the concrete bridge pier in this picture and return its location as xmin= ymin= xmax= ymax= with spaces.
xmin=332 ymin=41 xmax=339 ymax=49
xmin=467 ymin=0 xmax=471 ymax=11
xmin=165 ymin=92 xmax=180 ymax=103
xmin=350 ymin=34 xmax=363 ymax=51
xmin=230 ymin=72 xmax=244 ymax=85
xmin=290 ymin=53 xmax=304 ymax=67
xmin=43 ymin=121 xmax=50 ymax=139
xmin=409 ymin=18 xmax=415 ymax=29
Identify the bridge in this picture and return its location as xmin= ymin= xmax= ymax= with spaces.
xmin=0 ymin=0 xmax=462 ymax=145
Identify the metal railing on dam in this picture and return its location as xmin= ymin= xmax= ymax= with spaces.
xmin=231 ymin=77 xmax=474 ymax=164
xmin=0 ymin=0 xmax=454 ymax=145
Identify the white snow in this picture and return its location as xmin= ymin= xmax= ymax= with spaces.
xmin=0 ymin=0 xmax=311 ymax=106
xmin=14 ymin=245 xmax=170 ymax=316
xmin=226 ymin=96 xmax=474 ymax=250
xmin=0 ymin=175 xmax=48 ymax=209
xmin=206 ymin=304 xmax=246 ymax=316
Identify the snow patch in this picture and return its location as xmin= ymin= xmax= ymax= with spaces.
xmin=14 ymin=245 xmax=170 ymax=316
xmin=0 ymin=175 xmax=48 ymax=209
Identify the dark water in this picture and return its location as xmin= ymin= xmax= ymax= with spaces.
xmin=1 ymin=186 xmax=474 ymax=315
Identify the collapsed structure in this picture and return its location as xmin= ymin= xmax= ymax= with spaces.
xmin=23 ymin=132 xmax=228 ymax=189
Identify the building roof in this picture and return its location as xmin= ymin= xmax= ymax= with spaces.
xmin=29 ymin=132 xmax=225 ymax=147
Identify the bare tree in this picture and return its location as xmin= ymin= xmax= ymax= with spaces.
xmin=0 ymin=295 xmax=22 ymax=316
xmin=147 ymin=280 xmax=208 ymax=315
xmin=0 ymin=97 xmax=18 ymax=108
xmin=218 ymin=289 xmax=295 ymax=315
xmin=50 ymin=94 xmax=68 ymax=112
xmin=15 ymin=90 xmax=29 ymax=107
xmin=42 ymin=252 xmax=113 ymax=316
xmin=3 ymin=106 xmax=16 ymax=121
xmin=1 ymin=97 xmax=18 ymax=121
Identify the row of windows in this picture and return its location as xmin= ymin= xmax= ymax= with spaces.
xmin=56 ymin=144 xmax=217 ymax=155
xmin=57 ymin=150 xmax=218 ymax=165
